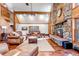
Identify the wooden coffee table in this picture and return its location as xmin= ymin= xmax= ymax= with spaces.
xmin=28 ymin=36 xmax=37 ymax=44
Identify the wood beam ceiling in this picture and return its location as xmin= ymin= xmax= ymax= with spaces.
xmin=14 ymin=11 xmax=50 ymax=15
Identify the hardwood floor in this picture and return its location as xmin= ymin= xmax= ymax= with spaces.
xmin=38 ymin=39 xmax=79 ymax=56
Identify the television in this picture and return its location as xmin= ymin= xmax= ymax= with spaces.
xmin=22 ymin=26 xmax=27 ymax=30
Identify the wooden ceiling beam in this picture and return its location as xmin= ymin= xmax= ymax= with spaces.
xmin=14 ymin=11 xmax=50 ymax=14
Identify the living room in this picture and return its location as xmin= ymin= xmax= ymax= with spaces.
xmin=0 ymin=3 xmax=79 ymax=56
xmin=0 ymin=3 xmax=53 ymax=56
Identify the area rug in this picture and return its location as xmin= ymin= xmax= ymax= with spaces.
xmin=24 ymin=38 xmax=55 ymax=52
xmin=37 ymin=39 xmax=55 ymax=52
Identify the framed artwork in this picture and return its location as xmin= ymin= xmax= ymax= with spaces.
xmin=22 ymin=26 xmax=27 ymax=30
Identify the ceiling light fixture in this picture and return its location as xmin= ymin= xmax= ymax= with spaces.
xmin=28 ymin=15 xmax=34 ymax=21
xmin=25 ymin=3 xmax=34 ymax=15
xmin=39 ymin=15 xmax=44 ymax=20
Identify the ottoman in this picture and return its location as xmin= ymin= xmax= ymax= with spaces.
xmin=28 ymin=36 xmax=37 ymax=44
xmin=62 ymin=41 xmax=72 ymax=49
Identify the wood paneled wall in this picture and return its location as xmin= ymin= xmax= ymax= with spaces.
xmin=0 ymin=4 xmax=13 ymax=33
xmin=72 ymin=7 xmax=79 ymax=18
xmin=72 ymin=6 xmax=79 ymax=44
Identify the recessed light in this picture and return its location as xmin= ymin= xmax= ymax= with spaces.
xmin=39 ymin=15 xmax=44 ymax=20
xmin=28 ymin=15 xmax=34 ymax=21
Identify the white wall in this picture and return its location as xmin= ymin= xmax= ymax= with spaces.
xmin=16 ymin=14 xmax=49 ymax=24
xmin=16 ymin=24 xmax=48 ymax=35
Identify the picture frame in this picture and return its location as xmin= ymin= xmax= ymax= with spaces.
xmin=22 ymin=26 xmax=27 ymax=30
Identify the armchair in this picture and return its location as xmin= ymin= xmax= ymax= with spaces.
xmin=7 ymin=32 xmax=24 ymax=44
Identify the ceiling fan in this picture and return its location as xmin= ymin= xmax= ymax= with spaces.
xmin=25 ymin=3 xmax=29 ymax=6
xmin=25 ymin=3 xmax=35 ymax=20
xmin=25 ymin=3 xmax=35 ymax=15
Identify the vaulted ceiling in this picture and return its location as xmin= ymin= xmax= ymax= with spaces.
xmin=5 ymin=3 xmax=52 ymax=24
xmin=6 ymin=3 xmax=52 ymax=12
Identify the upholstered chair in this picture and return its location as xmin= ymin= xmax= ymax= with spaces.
xmin=7 ymin=32 xmax=24 ymax=44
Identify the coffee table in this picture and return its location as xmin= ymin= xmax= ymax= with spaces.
xmin=28 ymin=36 xmax=37 ymax=44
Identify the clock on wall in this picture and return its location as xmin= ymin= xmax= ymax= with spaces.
xmin=57 ymin=8 xmax=62 ymax=17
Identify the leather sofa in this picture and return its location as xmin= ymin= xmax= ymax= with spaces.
xmin=4 ymin=40 xmax=38 ymax=56
xmin=0 ymin=31 xmax=24 ymax=44
xmin=0 ymin=40 xmax=38 ymax=56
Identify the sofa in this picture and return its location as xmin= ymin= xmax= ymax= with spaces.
xmin=4 ymin=40 xmax=38 ymax=56
xmin=0 ymin=40 xmax=38 ymax=56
